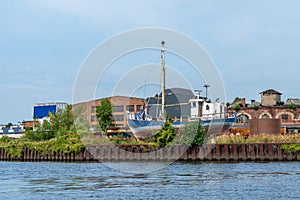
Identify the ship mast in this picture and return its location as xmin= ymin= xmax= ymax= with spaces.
xmin=161 ymin=41 xmax=166 ymax=118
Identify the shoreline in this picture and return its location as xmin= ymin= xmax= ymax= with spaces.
xmin=1 ymin=143 xmax=299 ymax=162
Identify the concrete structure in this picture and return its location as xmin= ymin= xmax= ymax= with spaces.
xmin=73 ymin=96 xmax=145 ymax=129
xmin=0 ymin=134 xmax=23 ymax=139
xmin=260 ymin=89 xmax=282 ymax=106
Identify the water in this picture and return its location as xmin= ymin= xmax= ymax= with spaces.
xmin=0 ymin=161 xmax=299 ymax=200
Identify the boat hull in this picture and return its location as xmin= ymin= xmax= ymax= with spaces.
xmin=127 ymin=118 xmax=236 ymax=140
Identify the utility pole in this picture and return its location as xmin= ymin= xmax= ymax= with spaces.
xmin=161 ymin=41 xmax=166 ymax=117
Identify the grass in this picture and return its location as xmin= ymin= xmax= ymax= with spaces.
xmin=0 ymin=133 xmax=84 ymax=157
xmin=216 ymin=133 xmax=300 ymax=144
xmin=2 ymin=130 xmax=300 ymax=158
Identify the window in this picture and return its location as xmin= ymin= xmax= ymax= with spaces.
xmin=281 ymin=114 xmax=289 ymax=120
xmin=137 ymin=105 xmax=142 ymax=111
xmin=113 ymin=106 xmax=124 ymax=112
xmin=206 ymin=105 xmax=210 ymax=110
xmin=116 ymin=123 xmax=124 ymax=127
xmin=262 ymin=114 xmax=270 ymax=119
xmin=91 ymin=106 xmax=96 ymax=113
xmin=191 ymin=102 xmax=196 ymax=108
xmin=126 ymin=105 xmax=134 ymax=112
xmin=113 ymin=115 xmax=124 ymax=122
xmin=91 ymin=115 xmax=98 ymax=122
xmin=236 ymin=114 xmax=250 ymax=123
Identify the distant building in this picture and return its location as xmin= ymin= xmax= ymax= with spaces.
xmin=33 ymin=102 xmax=68 ymax=125
xmin=22 ymin=120 xmax=38 ymax=130
xmin=260 ymin=89 xmax=282 ymax=106
xmin=73 ymin=96 xmax=145 ymax=129
xmin=0 ymin=124 xmax=24 ymax=134
xmin=228 ymin=89 xmax=300 ymax=133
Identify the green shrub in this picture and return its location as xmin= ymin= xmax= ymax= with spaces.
xmin=176 ymin=121 xmax=206 ymax=146
xmin=290 ymin=103 xmax=297 ymax=110
xmin=154 ymin=116 xmax=176 ymax=147
xmin=281 ymin=144 xmax=300 ymax=153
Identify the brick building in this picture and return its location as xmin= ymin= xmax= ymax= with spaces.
xmin=228 ymin=89 xmax=300 ymax=133
xmin=73 ymin=96 xmax=145 ymax=129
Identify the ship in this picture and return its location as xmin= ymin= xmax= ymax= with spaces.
xmin=126 ymin=41 xmax=236 ymax=140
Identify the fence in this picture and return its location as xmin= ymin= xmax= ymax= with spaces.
xmin=0 ymin=143 xmax=299 ymax=162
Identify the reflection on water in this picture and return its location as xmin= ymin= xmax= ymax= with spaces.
xmin=0 ymin=162 xmax=299 ymax=199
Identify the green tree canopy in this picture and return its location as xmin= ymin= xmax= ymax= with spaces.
xmin=50 ymin=105 xmax=75 ymax=136
xmin=290 ymin=103 xmax=297 ymax=110
xmin=177 ymin=121 xmax=206 ymax=147
xmin=6 ymin=122 xmax=13 ymax=128
xmin=234 ymin=104 xmax=241 ymax=112
xmin=25 ymin=105 xmax=75 ymax=141
xmin=96 ymin=99 xmax=115 ymax=131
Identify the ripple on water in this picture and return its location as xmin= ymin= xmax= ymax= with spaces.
xmin=0 ymin=162 xmax=300 ymax=200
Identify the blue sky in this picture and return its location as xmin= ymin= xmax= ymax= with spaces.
xmin=1 ymin=0 xmax=300 ymax=123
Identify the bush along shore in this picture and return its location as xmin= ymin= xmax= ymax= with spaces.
xmin=0 ymin=106 xmax=300 ymax=161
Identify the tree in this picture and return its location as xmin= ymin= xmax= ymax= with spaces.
xmin=96 ymin=99 xmax=115 ymax=132
xmin=290 ymin=103 xmax=297 ymax=110
xmin=233 ymin=97 xmax=241 ymax=104
xmin=177 ymin=121 xmax=206 ymax=147
xmin=234 ymin=104 xmax=241 ymax=112
xmin=25 ymin=105 xmax=75 ymax=141
xmin=253 ymin=105 xmax=259 ymax=111
xmin=72 ymin=104 xmax=89 ymax=132
xmin=154 ymin=115 xmax=176 ymax=147
xmin=50 ymin=105 xmax=75 ymax=136
xmin=6 ymin=122 xmax=13 ymax=128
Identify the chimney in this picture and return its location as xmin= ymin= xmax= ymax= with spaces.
xmin=242 ymin=98 xmax=246 ymax=107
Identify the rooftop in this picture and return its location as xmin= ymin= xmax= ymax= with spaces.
xmin=260 ymin=89 xmax=282 ymax=95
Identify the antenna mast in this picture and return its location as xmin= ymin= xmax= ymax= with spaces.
xmin=161 ymin=41 xmax=166 ymax=117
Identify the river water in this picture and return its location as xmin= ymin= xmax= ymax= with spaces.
xmin=0 ymin=161 xmax=299 ymax=200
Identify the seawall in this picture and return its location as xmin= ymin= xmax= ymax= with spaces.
xmin=0 ymin=143 xmax=299 ymax=162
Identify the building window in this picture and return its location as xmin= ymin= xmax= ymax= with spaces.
xmin=126 ymin=105 xmax=135 ymax=112
xmin=281 ymin=114 xmax=289 ymax=120
xmin=91 ymin=106 xmax=97 ymax=113
xmin=137 ymin=105 xmax=142 ymax=112
xmin=261 ymin=114 xmax=270 ymax=119
xmin=91 ymin=115 xmax=98 ymax=122
xmin=236 ymin=114 xmax=249 ymax=123
xmin=116 ymin=123 xmax=124 ymax=127
xmin=113 ymin=106 xmax=124 ymax=112
xmin=113 ymin=115 xmax=124 ymax=122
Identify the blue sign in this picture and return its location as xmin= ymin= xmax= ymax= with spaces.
xmin=33 ymin=105 xmax=57 ymax=118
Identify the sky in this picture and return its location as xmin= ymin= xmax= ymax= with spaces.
xmin=1 ymin=0 xmax=300 ymax=123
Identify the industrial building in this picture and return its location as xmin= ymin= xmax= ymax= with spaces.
xmin=33 ymin=102 xmax=68 ymax=126
xmin=72 ymin=96 xmax=145 ymax=129
xmin=229 ymin=89 xmax=300 ymax=134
